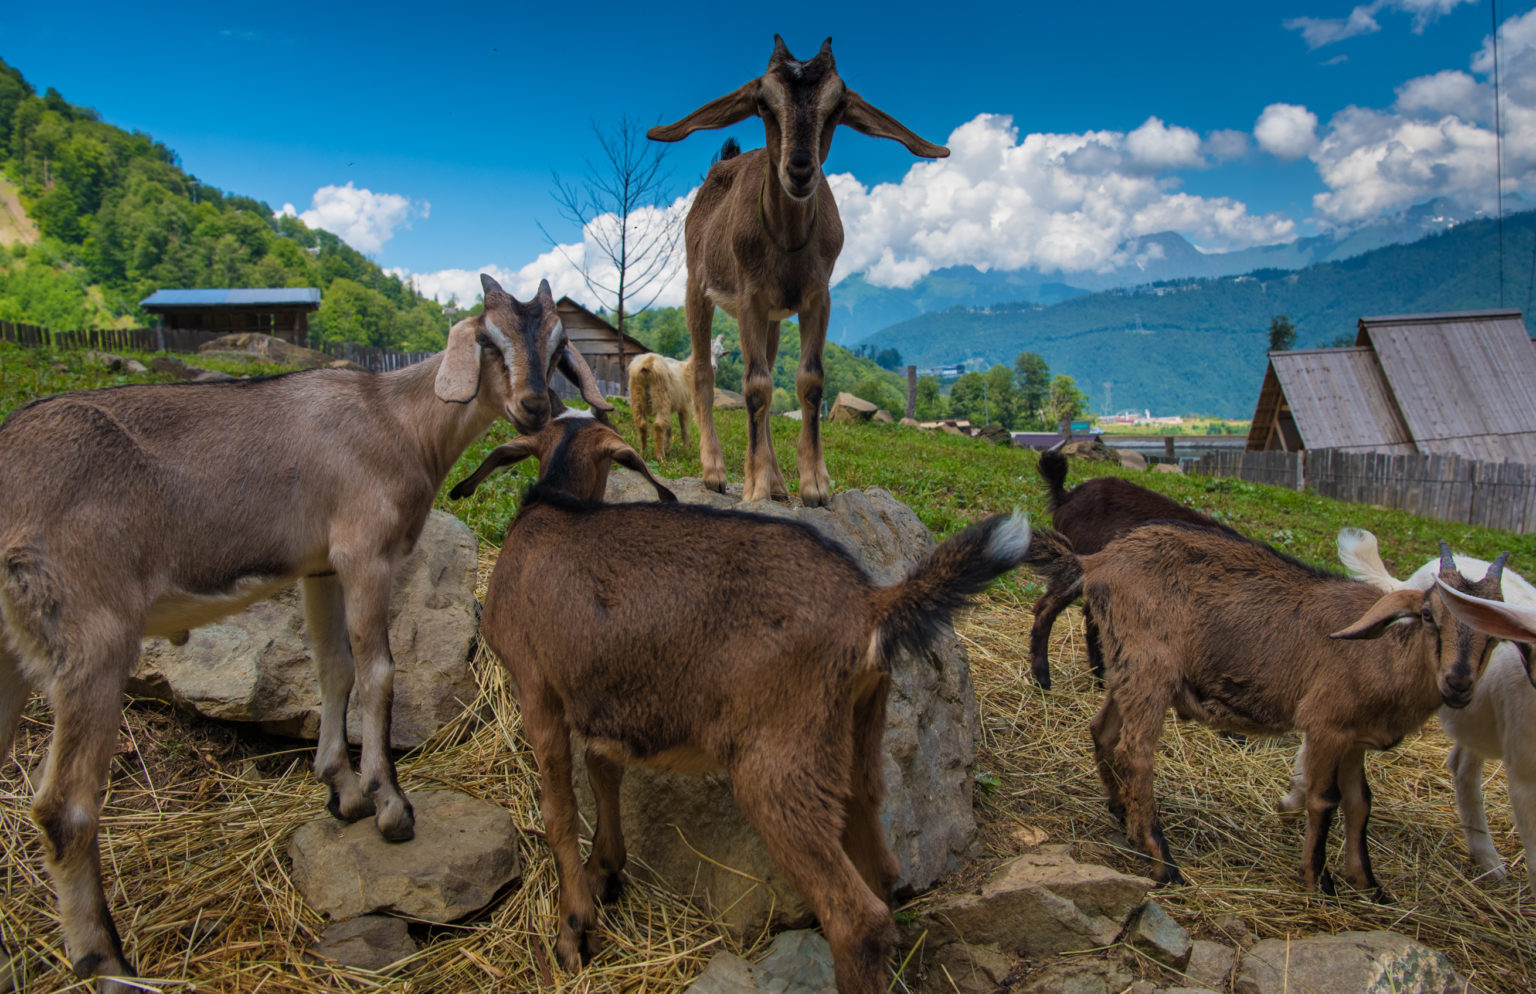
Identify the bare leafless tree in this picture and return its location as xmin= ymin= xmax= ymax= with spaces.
xmin=541 ymin=115 xmax=683 ymax=336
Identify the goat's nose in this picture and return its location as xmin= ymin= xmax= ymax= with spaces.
xmin=519 ymin=394 xmax=549 ymax=422
xmin=789 ymin=149 xmax=814 ymax=170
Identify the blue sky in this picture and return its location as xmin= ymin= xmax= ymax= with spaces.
xmin=2 ymin=1 xmax=1533 ymax=307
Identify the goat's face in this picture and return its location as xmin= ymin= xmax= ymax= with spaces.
xmin=1435 ymin=571 xmax=1536 ymax=689
xmin=1332 ymin=545 xmax=1511 ymax=707
xmin=647 ymin=35 xmax=949 ymax=202
xmin=435 ymin=276 xmax=611 ymax=434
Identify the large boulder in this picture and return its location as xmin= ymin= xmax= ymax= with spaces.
xmin=975 ymin=423 xmax=1013 ymax=446
xmin=288 ymin=791 xmax=520 ymax=922
xmin=129 ymin=510 xmax=480 ymax=749
xmin=1235 ymin=931 xmax=1479 ymax=994
xmin=829 ymin=391 xmax=879 ymax=423
xmin=588 ymin=473 xmax=981 ymax=935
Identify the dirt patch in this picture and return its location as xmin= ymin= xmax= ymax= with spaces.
xmin=0 ymin=174 xmax=40 ymax=248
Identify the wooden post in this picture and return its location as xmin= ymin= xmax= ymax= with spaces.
xmin=1163 ymin=436 xmax=1175 ymax=463
xmin=905 ymin=365 xmax=917 ymax=420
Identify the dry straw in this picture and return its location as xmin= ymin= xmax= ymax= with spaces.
xmin=2 ymin=555 xmax=1532 ymax=992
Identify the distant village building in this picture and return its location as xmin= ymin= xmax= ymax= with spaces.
xmin=555 ymin=297 xmax=650 ymax=397
xmin=139 ymin=288 xmax=321 ymax=347
xmin=1246 ymin=309 xmax=1536 ymax=462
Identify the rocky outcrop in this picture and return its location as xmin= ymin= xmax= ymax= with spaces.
xmin=199 ymin=333 xmax=339 ymax=369
xmin=1235 ymin=931 xmax=1480 ymax=994
xmin=588 ymin=474 xmax=980 ymax=935
xmin=288 ymin=791 xmax=520 ymax=922
xmin=975 ymin=423 xmax=1014 ymax=445
xmin=130 ymin=510 xmax=480 ymax=749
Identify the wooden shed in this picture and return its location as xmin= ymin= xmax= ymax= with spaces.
xmin=140 ymin=288 xmax=321 ymax=347
xmin=1248 ymin=309 xmax=1536 ymax=461
xmin=555 ymin=297 xmax=648 ymax=397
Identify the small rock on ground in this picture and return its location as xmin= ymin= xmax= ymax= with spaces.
xmin=685 ymin=930 xmax=835 ymax=994
xmin=1235 ymin=930 xmax=1480 ymax=994
xmin=307 ymin=915 xmax=419 ymax=972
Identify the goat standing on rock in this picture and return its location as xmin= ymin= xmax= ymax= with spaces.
xmin=1025 ymin=525 xmax=1509 ymax=897
xmin=453 ymin=415 xmax=1028 ymax=994
xmin=0 ymin=275 xmax=608 ymax=992
xmin=648 ymin=35 xmax=949 ymax=506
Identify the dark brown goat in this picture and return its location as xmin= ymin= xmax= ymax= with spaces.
xmin=1028 ymin=445 xmax=1234 ymax=687
xmin=455 ymin=421 xmax=1028 ymax=994
xmin=1025 ymin=524 xmax=1507 ymax=896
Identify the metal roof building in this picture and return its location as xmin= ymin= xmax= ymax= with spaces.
xmin=140 ymin=288 xmax=321 ymax=347
xmin=1248 ymin=309 xmax=1536 ymax=461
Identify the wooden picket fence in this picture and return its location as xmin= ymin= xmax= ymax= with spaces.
xmin=1195 ymin=448 xmax=1536 ymax=534
xmin=0 ymin=319 xmax=432 ymax=374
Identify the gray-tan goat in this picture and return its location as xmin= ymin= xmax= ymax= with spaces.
xmin=1025 ymin=524 xmax=1507 ymax=898
xmin=0 ymin=275 xmax=608 ymax=992
xmin=453 ymin=419 xmax=1029 ymax=994
xmin=648 ymin=36 xmax=948 ymax=506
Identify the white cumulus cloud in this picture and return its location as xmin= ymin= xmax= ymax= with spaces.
xmin=277 ymin=182 xmax=427 ymax=255
xmin=1255 ymin=103 xmax=1320 ymax=160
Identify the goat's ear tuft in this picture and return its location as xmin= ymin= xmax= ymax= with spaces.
xmin=841 ymin=90 xmax=949 ymax=159
xmin=1329 ymin=588 xmax=1423 ymax=640
xmin=649 ymin=80 xmax=762 ymax=142
xmin=436 ymin=319 xmax=483 ymax=404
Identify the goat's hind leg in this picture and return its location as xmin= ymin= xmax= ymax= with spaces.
xmin=31 ymin=626 xmax=138 ymax=990
xmin=686 ymin=283 xmax=726 ymax=493
xmin=844 ymin=687 xmax=899 ymax=900
xmin=583 ymin=750 xmax=628 ymax=904
xmin=794 ymin=297 xmax=833 ymax=507
xmin=301 ymin=575 xmax=373 ymax=823
xmin=1027 ymin=582 xmax=1077 ymax=689
xmin=0 ymin=640 xmax=32 ymax=765
xmin=739 ymin=311 xmax=788 ymax=503
xmin=525 ymin=692 xmax=601 ymax=970
xmin=1298 ymin=733 xmax=1345 ymax=895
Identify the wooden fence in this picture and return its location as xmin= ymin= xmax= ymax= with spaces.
xmin=1194 ymin=448 xmax=1536 ymax=534
xmin=0 ymin=320 xmax=432 ymax=375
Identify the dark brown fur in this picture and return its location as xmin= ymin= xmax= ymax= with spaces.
xmin=1028 ymin=446 xmax=1236 ymax=687
xmin=1025 ymin=523 xmax=1506 ymax=898
xmin=464 ymin=417 xmax=1027 ymax=994
xmin=648 ymin=36 xmax=948 ymax=507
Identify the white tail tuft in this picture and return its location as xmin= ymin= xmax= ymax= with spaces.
xmin=986 ymin=510 xmax=1031 ymax=566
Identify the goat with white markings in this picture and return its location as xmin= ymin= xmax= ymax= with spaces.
xmin=1024 ymin=524 xmax=1508 ymax=896
xmin=0 ymin=275 xmax=608 ymax=992
xmin=648 ymin=36 xmax=948 ymax=505
xmin=1278 ymin=529 xmax=1536 ymax=888
xmin=628 ymin=334 xmax=723 ymax=461
xmin=453 ymin=423 xmax=1029 ymax=994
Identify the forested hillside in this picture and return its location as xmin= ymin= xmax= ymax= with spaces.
xmin=865 ymin=211 xmax=1536 ymax=418
xmin=0 ymin=59 xmax=448 ymax=350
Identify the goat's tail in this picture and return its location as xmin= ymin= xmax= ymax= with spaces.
xmin=1037 ymin=443 xmax=1072 ymax=513
xmin=872 ymin=512 xmax=1030 ymax=663
xmin=1020 ymin=526 xmax=1083 ymax=600
xmin=1336 ymin=528 xmax=1403 ymax=592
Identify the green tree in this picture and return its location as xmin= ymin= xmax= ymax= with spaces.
xmin=948 ymin=371 xmax=987 ymax=424
xmin=1268 ymin=314 xmax=1296 ymax=353
xmin=1048 ymin=374 xmax=1090 ymax=426
xmin=875 ymin=347 xmax=902 ymax=371
xmin=914 ymin=376 xmax=945 ymax=420
xmin=983 ymin=364 xmax=1018 ymax=428
xmin=1013 ymin=351 xmax=1051 ymax=427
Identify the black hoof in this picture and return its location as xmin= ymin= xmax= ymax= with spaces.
xmin=599 ymin=871 xmax=626 ymax=905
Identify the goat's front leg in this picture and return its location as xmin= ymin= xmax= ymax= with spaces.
xmin=1448 ymin=744 xmax=1505 ymax=882
xmin=1277 ymin=739 xmax=1309 ymax=815
xmin=1298 ymin=733 xmax=1344 ymax=894
xmin=31 ymin=627 xmax=137 ymax=992
xmin=338 ymin=562 xmax=414 ymax=842
xmin=795 ymin=291 xmax=832 ymax=507
xmin=1505 ymin=752 xmax=1536 ymax=890
xmin=739 ymin=305 xmax=787 ymax=503
xmin=685 ymin=282 xmax=726 ymax=492
xmin=1027 ymin=582 xmax=1078 ymax=689
xmin=583 ymin=750 xmax=628 ymax=904
xmin=525 ymin=693 xmax=600 ymax=970
xmin=1336 ymin=744 xmax=1387 ymax=900
xmin=301 ymin=575 xmax=373 ymax=822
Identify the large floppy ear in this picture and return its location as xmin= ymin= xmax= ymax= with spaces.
xmin=601 ymin=433 xmax=678 ymax=502
xmin=1329 ymin=588 xmax=1424 ymax=640
xmin=448 ymin=437 xmax=541 ymax=499
xmin=841 ymin=90 xmax=949 ymax=158
xmin=436 ymin=318 xmax=483 ymax=403
xmin=648 ymin=79 xmax=762 ymax=142
xmin=557 ymin=343 xmax=614 ymax=413
xmin=1435 ymin=578 xmax=1536 ymax=643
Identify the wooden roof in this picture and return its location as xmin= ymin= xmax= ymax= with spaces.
xmin=555 ymin=298 xmax=647 ymax=357
xmin=1248 ymin=309 xmax=1536 ymax=460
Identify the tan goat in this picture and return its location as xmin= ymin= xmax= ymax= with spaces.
xmin=0 ymin=275 xmax=608 ymax=992
xmin=453 ymin=420 xmax=1029 ymax=994
xmin=1025 ymin=524 xmax=1507 ymax=898
xmin=649 ymin=36 xmax=948 ymax=505
xmin=627 ymin=333 xmax=723 ymax=461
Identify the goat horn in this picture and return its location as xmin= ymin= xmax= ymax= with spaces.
xmin=1440 ymin=540 xmax=1455 ymax=574
xmin=1487 ymin=551 xmax=1510 ymax=584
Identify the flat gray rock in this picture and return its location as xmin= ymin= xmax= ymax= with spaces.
xmin=685 ymin=930 xmax=836 ymax=994
xmin=1235 ymin=930 xmax=1480 ymax=994
xmin=1129 ymin=900 xmax=1192 ymax=969
xmin=307 ymin=915 xmax=419 ymax=972
xmin=288 ymin=790 xmax=520 ymax=922
xmin=131 ymin=509 xmax=480 ymax=749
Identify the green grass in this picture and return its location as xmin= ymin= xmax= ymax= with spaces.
xmin=6 ymin=343 xmax=1533 ymax=578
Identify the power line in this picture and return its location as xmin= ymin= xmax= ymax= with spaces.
xmin=1493 ymin=0 xmax=1505 ymax=306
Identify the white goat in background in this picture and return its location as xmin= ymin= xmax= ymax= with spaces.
xmin=628 ymin=334 xmax=723 ymax=461
xmin=1279 ymin=528 xmax=1536 ymax=888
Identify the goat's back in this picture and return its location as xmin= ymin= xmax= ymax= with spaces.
xmin=1051 ymin=473 xmax=1228 ymax=555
